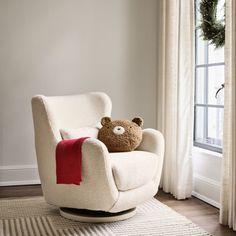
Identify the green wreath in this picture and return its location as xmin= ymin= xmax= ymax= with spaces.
xmin=199 ymin=0 xmax=225 ymax=48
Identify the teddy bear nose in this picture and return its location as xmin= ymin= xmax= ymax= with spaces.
xmin=113 ymin=126 xmax=125 ymax=135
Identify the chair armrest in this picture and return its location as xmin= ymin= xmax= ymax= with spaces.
xmin=81 ymin=138 xmax=118 ymax=204
xmin=137 ymin=129 xmax=164 ymax=157
xmin=82 ymin=138 xmax=111 ymax=172
xmin=137 ymin=129 xmax=165 ymax=186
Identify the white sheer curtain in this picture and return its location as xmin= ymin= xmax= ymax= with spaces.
xmin=157 ymin=0 xmax=194 ymax=199
xmin=220 ymin=0 xmax=236 ymax=231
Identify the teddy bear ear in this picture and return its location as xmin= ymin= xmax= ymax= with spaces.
xmin=132 ymin=117 xmax=144 ymax=127
xmin=101 ymin=117 xmax=111 ymax=126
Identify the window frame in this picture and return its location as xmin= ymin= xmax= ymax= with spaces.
xmin=194 ymin=0 xmax=224 ymax=154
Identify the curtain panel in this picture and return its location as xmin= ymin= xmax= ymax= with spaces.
xmin=157 ymin=0 xmax=194 ymax=199
xmin=220 ymin=0 xmax=236 ymax=230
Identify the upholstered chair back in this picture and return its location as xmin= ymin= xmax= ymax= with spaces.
xmin=31 ymin=92 xmax=112 ymax=191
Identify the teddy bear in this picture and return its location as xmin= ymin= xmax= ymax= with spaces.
xmin=98 ymin=116 xmax=143 ymax=152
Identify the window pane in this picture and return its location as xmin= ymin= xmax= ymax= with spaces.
xmin=208 ymin=65 xmax=224 ymax=105
xmin=207 ymin=107 xmax=223 ymax=147
xmin=195 ymin=106 xmax=206 ymax=143
xmin=196 ymin=29 xmax=205 ymax=65
xmin=217 ymin=0 xmax=225 ymax=20
xmin=195 ymin=67 xmax=205 ymax=104
xmin=195 ymin=0 xmax=201 ymax=23
xmin=208 ymin=44 xmax=224 ymax=64
xmin=208 ymin=0 xmax=225 ymax=64
xmin=195 ymin=106 xmax=223 ymax=149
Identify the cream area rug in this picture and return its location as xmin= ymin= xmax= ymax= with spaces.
xmin=0 ymin=197 xmax=211 ymax=236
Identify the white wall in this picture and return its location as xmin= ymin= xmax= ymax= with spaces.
xmin=0 ymin=0 xmax=158 ymax=185
xmin=192 ymin=147 xmax=222 ymax=208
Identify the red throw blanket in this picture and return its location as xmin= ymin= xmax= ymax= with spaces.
xmin=56 ymin=137 xmax=89 ymax=185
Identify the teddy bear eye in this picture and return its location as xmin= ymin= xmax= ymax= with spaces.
xmin=130 ymin=126 xmax=132 ymax=128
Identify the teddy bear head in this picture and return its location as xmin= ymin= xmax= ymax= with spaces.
xmin=98 ymin=117 xmax=143 ymax=152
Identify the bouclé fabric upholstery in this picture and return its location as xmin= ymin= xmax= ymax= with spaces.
xmin=31 ymin=92 xmax=165 ymax=213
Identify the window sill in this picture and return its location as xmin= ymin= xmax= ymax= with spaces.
xmin=193 ymin=146 xmax=223 ymax=158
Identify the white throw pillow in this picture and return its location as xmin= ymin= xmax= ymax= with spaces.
xmin=60 ymin=127 xmax=99 ymax=140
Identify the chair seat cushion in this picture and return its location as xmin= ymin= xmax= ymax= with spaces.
xmin=109 ymin=151 xmax=158 ymax=191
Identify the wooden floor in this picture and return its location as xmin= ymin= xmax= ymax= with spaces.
xmin=155 ymin=190 xmax=236 ymax=236
xmin=0 ymin=185 xmax=235 ymax=236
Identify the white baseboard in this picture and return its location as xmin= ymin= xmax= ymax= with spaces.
xmin=0 ymin=165 xmax=40 ymax=186
xmin=192 ymin=191 xmax=220 ymax=208
xmin=193 ymin=174 xmax=220 ymax=209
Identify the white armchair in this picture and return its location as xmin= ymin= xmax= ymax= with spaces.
xmin=31 ymin=92 xmax=164 ymax=222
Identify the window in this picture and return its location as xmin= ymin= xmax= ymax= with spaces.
xmin=194 ymin=0 xmax=225 ymax=153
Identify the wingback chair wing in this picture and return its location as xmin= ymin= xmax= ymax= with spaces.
xmin=31 ymin=92 xmax=164 ymax=221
